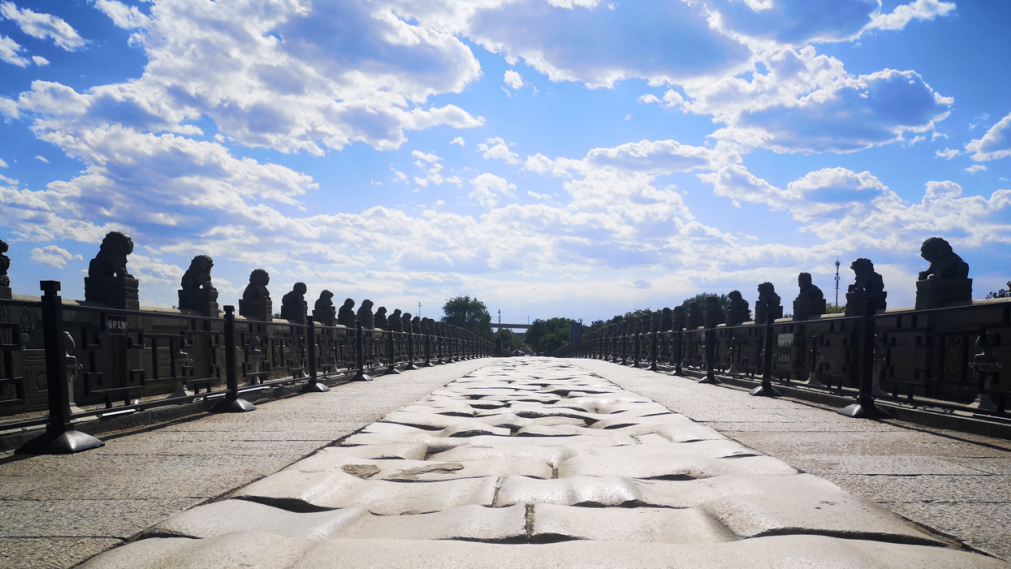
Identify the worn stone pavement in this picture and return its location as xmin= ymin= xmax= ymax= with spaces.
xmin=74 ymin=357 xmax=1008 ymax=568
xmin=574 ymin=359 xmax=1011 ymax=562
xmin=0 ymin=359 xmax=491 ymax=569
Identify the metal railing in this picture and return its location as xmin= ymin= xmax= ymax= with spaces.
xmin=0 ymin=281 xmax=494 ymax=454
xmin=556 ymin=299 xmax=1011 ymax=421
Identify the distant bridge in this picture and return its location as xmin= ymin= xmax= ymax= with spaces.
xmin=492 ymin=323 xmax=530 ymax=331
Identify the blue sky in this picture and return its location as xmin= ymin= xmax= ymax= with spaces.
xmin=1 ymin=0 xmax=1010 ymax=323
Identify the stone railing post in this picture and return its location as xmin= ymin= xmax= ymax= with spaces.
xmin=405 ymin=330 xmax=419 ymax=370
xmin=839 ymin=301 xmax=890 ymax=418
xmin=300 ymin=317 xmax=329 ymax=393
xmin=213 ymin=305 xmax=255 ymax=412
xmin=385 ymin=330 xmax=401 ymax=375
xmin=751 ymin=317 xmax=781 ymax=397
xmin=353 ymin=323 xmax=373 ymax=381
xmin=18 ymin=281 xmax=105 ymax=454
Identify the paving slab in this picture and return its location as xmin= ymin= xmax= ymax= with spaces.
xmin=571 ymin=358 xmax=1011 ymax=562
xmin=62 ymin=358 xmax=1011 ymax=568
xmin=1 ymin=359 xmax=491 ymax=569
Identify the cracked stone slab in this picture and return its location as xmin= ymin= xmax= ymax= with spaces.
xmin=233 ymin=470 xmax=498 ymax=514
xmin=532 ymin=504 xmax=736 ymax=543
xmin=428 ymin=443 xmax=579 ymax=467
xmin=338 ymin=504 xmax=527 ymax=542
xmin=495 ymin=472 xmax=943 ymax=543
xmin=556 ymin=451 xmax=798 ymax=479
xmin=289 ymin=536 xmax=1011 ymax=569
xmin=144 ymin=500 xmax=367 ymax=540
xmin=78 ymin=532 xmax=315 ymax=569
xmin=285 ymin=448 xmax=553 ymax=480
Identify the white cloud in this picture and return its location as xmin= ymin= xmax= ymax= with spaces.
xmin=935 ymin=148 xmax=959 ymax=159
xmin=0 ymin=96 xmax=18 ymax=119
xmin=0 ymin=35 xmax=28 ymax=67
xmin=701 ymin=165 xmax=1011 ymax=250
xmin=30 ymin=245 xmax=82 ymax=268
xmin=866 ymin=0 xmax=956 ymax=32
xmin=450 ymin=136 xmax=465 ymax=146
xmin=391 ymin=166 xmax=407 ymax=182
xmin=469 ymin=173 xmax=516 ymax=208
xmin=637 ymin=94 xmax=660 ymax=104
xmin=0 ymin=158 xmax=7 ymax=167
xmin=624 ymin=114 xmax=631 ymax=120
xmin=708 ymin=64 xmax=952 ymax=154
xmin=95 ymin=0 xmax=151 ymax=29
xmin=478 ymin=137 xmax=521 ymax=165
xmin=0 ymin=2 xmax=85 ymax=50
xmin=20 ymin=1 xmax=485 ymax=155
xmin=661 ymin=90 xmax=684 ymax=109
xmin=393 ymin=0 xmax=752 ymax=89
xmin=412 ymin=150 xmax=442 ymax=164
xmin=31 ymin=55 xmax=47 ymax=66
xmin=965 ymin=113 xmax=1011 ymax=162
xmin=34 ymin=155 xmax=48 ymax=163
xmin=504 ymin=69 xmax=524 ymax=89
xmin=965 ymin=165 xmax=987 ymax=174
xmin=0 ymin=173 xmax=16 ymax=185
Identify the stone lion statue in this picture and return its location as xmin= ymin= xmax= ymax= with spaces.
xmin=89 ymin=231 xmax=135 ymax=279
xmin=757 ymin=282 xmax=781 ymax=307
xmin=357 ymin=299 xmax=375 ymax=329
xmin=242 ymin=269 xmax=270 ymax=300
xmin=337 ymin=298 xmax=356 ymax=327
xmin=180 ymin=255 xmax=215 ymax=292
xmin=918 ymin=237 xmax=969 ymax=280
xmin=389 ymin=309 xmax=403 ymax=332
xmin=0 ymin=239 xmax=10 ymax=287
xmin=797 ymin=272 xmax=824 ymax=299
xmin=314 ymin=290 xmax=335 ymax=324
xmin=374 ymin=306 xmax=388 ymax=330
xmin=849 ymin=258 xmax=884 ymax=293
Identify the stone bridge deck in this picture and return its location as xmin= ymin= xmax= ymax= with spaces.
xmin=49 ymin=358 xmax=1010 ymax=568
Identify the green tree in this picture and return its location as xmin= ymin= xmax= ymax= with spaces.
xmin=441 ymin=296 xmax=493 ymax=340
xmin=496 ymin=329 xmax=527 ymax=352
xmin=986 ymin=281 xmax=1011 ymax=299
xmin=525 ymin=317 xmax=577 ymax=354
xmin=679 ymin=293 xmax=729 ymax=312
xmin=825 ymin=304 xmax=847 ymax=314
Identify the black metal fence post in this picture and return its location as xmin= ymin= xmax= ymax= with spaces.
xmin=385 ymin=330 xmax=401 ymax=375
xmin=649 ymin=328 xmax=659 ymax=371
xmin=673 ymin=327 xmax=684 ymax=376
xmin=353 ymin=323 xmax=373 ymax=381
xmin=301 ymin=317 xmax=329 ymax=392
xmin=751 ymin=317 xmax=781 ymax=397
xmin=839 ymin=301 xmax=890 ymax=418
xmin=213 ymin=306 xmax=255 ymax=412
xmin=17 ymin=281 xmax=105 ymax=454
xmin=405 ymin=330 xmax=419 ymax=370
xmin=700 ymin=326 xmax=720 ymax=384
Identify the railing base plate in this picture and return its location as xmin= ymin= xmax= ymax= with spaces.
xmin=16 ymin=429 xmax=105 ymax=455
xmin=300 ymin=382 xmax=330 ymax=393
xmin=750 ymin=384 xmax=781 ymax=397
xmin=212 ymin=397 xmax=256 ymax=413
xmin=838 ymin=402 xmax=892 ymax=419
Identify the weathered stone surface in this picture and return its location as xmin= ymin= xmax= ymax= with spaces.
xmin=285 ymin=449 xmax=552 ymax=480
xmin=291 ymin=536 xmax=1011 ymax=569
xmin=145 ymin=500 xmax=366 ymax=540
xmin=66 ymin=358 xmax=1011 ymax=568
xmin=556 ymin=451 xmax=797 ymax=479
xmin=234 ymin=470 xmax=498 ymax=514
xmin=532 ymin=505 xmax=735 ymax=543
xmin=78 ymin=532 xmax=314 ymax=569
xmin=339 ymin=504 xmax=527 ymax=542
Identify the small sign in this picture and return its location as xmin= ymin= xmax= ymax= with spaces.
xmin=776 ymin=334 xmax=793 ymax=366
xmin=106 ymin=315 xmax=129 ymax=335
